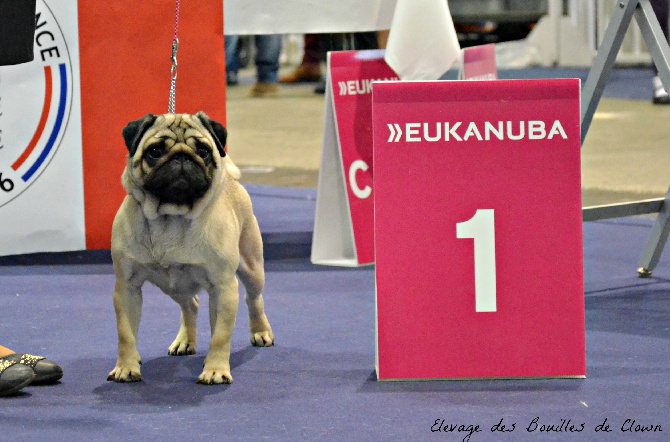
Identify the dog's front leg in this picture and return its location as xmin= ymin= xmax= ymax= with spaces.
xmin=168 ymin=295 xmax=199 ymax=355
xmin=198 ymin=276 xmax=239 ymax=384
xmin=108 ymin=277 xmax=143 ymax=382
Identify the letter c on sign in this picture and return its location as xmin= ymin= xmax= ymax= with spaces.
xmin=349 ymin=160 xmax=371 ymax=199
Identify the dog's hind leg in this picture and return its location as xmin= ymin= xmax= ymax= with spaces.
xmin=168 ymin=295 xmax=199 ymax=355
xmin=237 ymin=218 xmax=274 ymax=347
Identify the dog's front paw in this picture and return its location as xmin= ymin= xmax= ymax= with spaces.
xmin=107 ymin=364 xmax=142 ymax=382
xmin=250 ymin=316 xmax=274 ymax=347
xmin=168 ymin=338 xmax=196 ymax=356
xmin=197 ymin=367 xmax=233 ymax=385
xmin=251 ymin=330 xmax=274 ymax=347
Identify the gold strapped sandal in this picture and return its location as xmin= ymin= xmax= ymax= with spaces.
xmin=1 ymin=354 xmax=63 ymax=384
xmin=0 ymin=358 xmax=35 ymax=397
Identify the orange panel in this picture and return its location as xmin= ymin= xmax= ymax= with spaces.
xmin=77 ymin=0 xmax=226 ymax=249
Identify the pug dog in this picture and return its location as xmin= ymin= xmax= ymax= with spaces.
xmin=108 ymin=112 xmax=274 ymax=385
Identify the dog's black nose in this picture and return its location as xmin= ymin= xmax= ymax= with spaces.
xmin=170 ymin=153 xmax=191 ymax=164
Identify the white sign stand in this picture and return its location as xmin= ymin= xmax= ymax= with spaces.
xmin=311 ymin=77 xmax=358 ymax=266
xmin=311 ymin=50 xmax=397 ymax=267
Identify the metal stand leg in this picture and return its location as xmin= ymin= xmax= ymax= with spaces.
xmin=634 ymin=0 xmax=670 ymax=276
xmin=581 ymin=0 xmax=638 ymax=144
xmin=637 ymin=189 xmax=670 ymax=276
xmin=580 ymin=0 xmax=670 ymax=277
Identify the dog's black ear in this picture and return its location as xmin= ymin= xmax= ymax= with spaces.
xmin=122 ymin=114 xmax=157 ymax=156
xmin=196 ymin=111 xmax=227 ymax=157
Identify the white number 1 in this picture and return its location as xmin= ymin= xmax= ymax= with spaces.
xmin=456 ymin=209 xmax=497 ymax=312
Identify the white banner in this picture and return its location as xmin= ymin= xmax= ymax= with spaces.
xmin=224 ymin=0 xmax=398 ymax=35
xmin=0 ymin=0 xmax=85 ymax=256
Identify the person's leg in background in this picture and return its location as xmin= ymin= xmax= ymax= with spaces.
xmin=313 ymin=32 xmax=381 ymax=95
xmin=650 ymin=0 xmax=670 ymax=104
xmin=311 ymin=33 xmax=341 ymax=94
xmin=353 ymin=32 xmax=379 ymax=51
xmin=225 ymin=34 xmax=240 ymax=86
xmin=251 ymin=34 xmax=282 ymax=97
xmin=280 ymin=34 xmax=324 ymax=83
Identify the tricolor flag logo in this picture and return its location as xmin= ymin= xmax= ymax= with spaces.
xmin=0 ymin=0 xmax=73 ymax=207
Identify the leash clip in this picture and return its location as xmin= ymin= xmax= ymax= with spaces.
xmin=170 ymin=38 xmax=179 ymax=79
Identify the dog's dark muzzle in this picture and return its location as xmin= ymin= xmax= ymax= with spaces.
xmin=143 ymin=153 xmax=211 ymax=206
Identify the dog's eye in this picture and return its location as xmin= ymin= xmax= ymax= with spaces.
xmin=196 ymin=145 xmax=211 ymax=160
xmin=146 ymin=145 xmax=164 ymax=160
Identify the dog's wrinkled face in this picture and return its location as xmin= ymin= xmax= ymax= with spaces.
xmin=122 ymin=112 xmax=227 ymax=207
